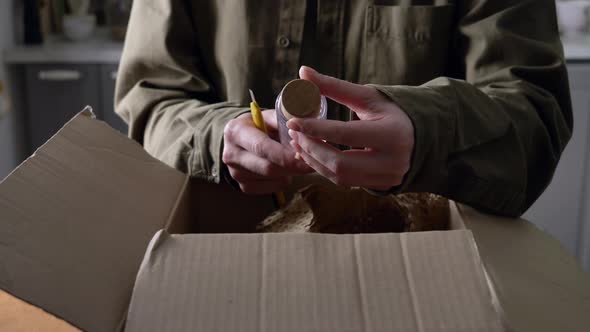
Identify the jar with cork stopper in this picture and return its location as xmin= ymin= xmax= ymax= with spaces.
xmin=275 ymin=79 xmax=327 ymax=147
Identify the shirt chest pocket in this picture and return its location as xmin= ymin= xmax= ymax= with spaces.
xmin=360 ymin=3 xmax=455 ymax=85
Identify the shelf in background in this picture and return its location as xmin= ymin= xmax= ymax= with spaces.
xmin=564 ymin=37 xmax=590 ymax=62
xmin=3 ymin=29 xmax=123 ymax=64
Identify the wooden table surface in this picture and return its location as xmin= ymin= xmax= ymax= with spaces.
xmin=0 ymin=290 xmax=78 ymax=332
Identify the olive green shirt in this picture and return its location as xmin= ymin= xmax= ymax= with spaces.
xmin=115 ymin=0 xmax=572 ymax=217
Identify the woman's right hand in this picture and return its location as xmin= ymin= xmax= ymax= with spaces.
xmin=222 ymin=109 xmax=312 ymax=194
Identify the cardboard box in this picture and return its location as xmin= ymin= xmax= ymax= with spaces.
xmin=1 ymin=109 xmax=589 ymax=332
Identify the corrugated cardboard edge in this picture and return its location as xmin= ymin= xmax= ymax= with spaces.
xmin=456 ymin=204 xmax=590 ymax=332
xmin=136 ymin=230 xmax=170 ymax=280
xmin=126 ymin=200 xmax=507 ymax=332
xmin=449 ymin=201 xmax=513 ymax=332
xmin=449 ymin=199 xmax=466 ymax=230
xmin=482 ymin=266 xmax=512 ymax=331
xmin=0 ymin=107 xmax=97 ymax=332
xmin=0 ymin=106 xmax=95 ymax=186
xmin=1 ymin=108 xmax=189 ymax=332
xmin=163 ymin=175 xmax=193 ymax=234
xmin=125 ymin=229 xmax=170 ymax=330
xmin=117 ymin=175 xmax=191 ymax=331
xmin=127 ymin=230 xmax=505 ymax=331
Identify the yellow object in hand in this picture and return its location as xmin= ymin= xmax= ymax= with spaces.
xmin=249 ymin=89 xmax=286 ymax=207
xmin=249 ymin=92 xmax=267 ymax=134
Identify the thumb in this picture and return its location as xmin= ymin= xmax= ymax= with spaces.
xmin=299 ymin=66 xmax=377 ymax=111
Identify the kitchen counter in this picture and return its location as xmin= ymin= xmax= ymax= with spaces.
xmin=3 ymin=30 xmax=123 ymax=64
xmin=563 ymin=37 xmax=590 ymax=62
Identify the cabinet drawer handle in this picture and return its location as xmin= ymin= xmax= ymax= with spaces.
xmin=38 ymin=70 xmax=82 ymax=81
xmin=110 ymin=71 xmax=118 ymax=80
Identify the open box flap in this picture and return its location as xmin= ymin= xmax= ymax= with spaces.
xmin=458 ymin=204 xmax=590 ymax=332
xmin=126 ymin=230 xmax=505 ymax=332
xmin=0 ymin=109 xmax=188 ymax=332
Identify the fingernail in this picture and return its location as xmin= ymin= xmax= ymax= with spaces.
xmin=288 ymin=129 xmax=298 ymax=140
xmin=300 ymin=65 xmax=318 ymax=75
xmin=287 ymin=119 xmax=301 ymax=131
xmin=294 ymin=152 xmax=301 ymax=160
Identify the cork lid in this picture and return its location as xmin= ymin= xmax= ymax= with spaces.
xmin=280 ymin=79 xmax=321 ymax=120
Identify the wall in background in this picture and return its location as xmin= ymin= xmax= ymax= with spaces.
xmin=0 ymin=0 xmax=19 ymax=180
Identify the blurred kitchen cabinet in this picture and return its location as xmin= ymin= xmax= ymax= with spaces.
xmin=100 ymin=64 xmax=128 ymax=134
xmin=570 ymin=64 xmax=590 ymax=272
xmin=25 ymin=64 xmax=102 ymax=151
xmin=524 ymin=63 xmax=590 ymax=272
xmin=22 ymin=63 xmax=128 ymax=153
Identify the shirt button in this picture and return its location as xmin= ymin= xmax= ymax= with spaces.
xmin=277 ymin=35 xmax=290 ymax=48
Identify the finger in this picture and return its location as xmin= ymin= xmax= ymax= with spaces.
xmin=290 ymin=130 xmax=385 ymax=176
xmin=299 ymin=66 xmax=378 ymax=110
xmin=290 ymin=141 xmax=338 ymax=183
xmin=239 ymin=179 xmax=290 ymax=195
xmin=261 ymin=109 xmax=280 ymax=141
xmin=228 ymin=164 xmax=287 ymax=182
xmin=294 ymin=142 xmax=402 ymax=189
xmin=339 ymin=150 xmax=405 ymax=188
xmin=344 ymin=149 xmax=410 ymax=178
xmin=287 ymin=118 xmax=386 ymax=149
xmin=225 ymin=149 xmax=298 ymax=177
xmin=230 ymin=124 xmax=310 ymax=173
xmin=262 ymin=109 xmax=278 ymax=131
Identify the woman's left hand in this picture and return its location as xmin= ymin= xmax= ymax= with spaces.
xmin=287 ymin=66 xmax=415 ymax=191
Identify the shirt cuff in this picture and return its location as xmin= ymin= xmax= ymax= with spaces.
xmin=190 ymin=106 xmax=251 ymax=183
xmin=368 ymin=82 xmax=457 ymax=194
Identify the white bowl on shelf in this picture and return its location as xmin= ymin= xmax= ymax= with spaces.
xmin=62 ymin=14 xmax=97 ymax=42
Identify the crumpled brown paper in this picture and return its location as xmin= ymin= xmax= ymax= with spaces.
xmin=257 ymin=185 xmax=449 ymax=234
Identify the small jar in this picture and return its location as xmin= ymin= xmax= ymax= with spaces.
xmin=275 ymin=79 xmax=327 ymax=147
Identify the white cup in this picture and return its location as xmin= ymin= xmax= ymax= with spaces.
xmin=62 ymin=14 xmax=97 ymax=42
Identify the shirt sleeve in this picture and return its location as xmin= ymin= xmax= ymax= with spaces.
xmin=371 ymin=0 xmax=573 ymax=217
xmin=115 ymin=0 xmax=249 ymax=183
